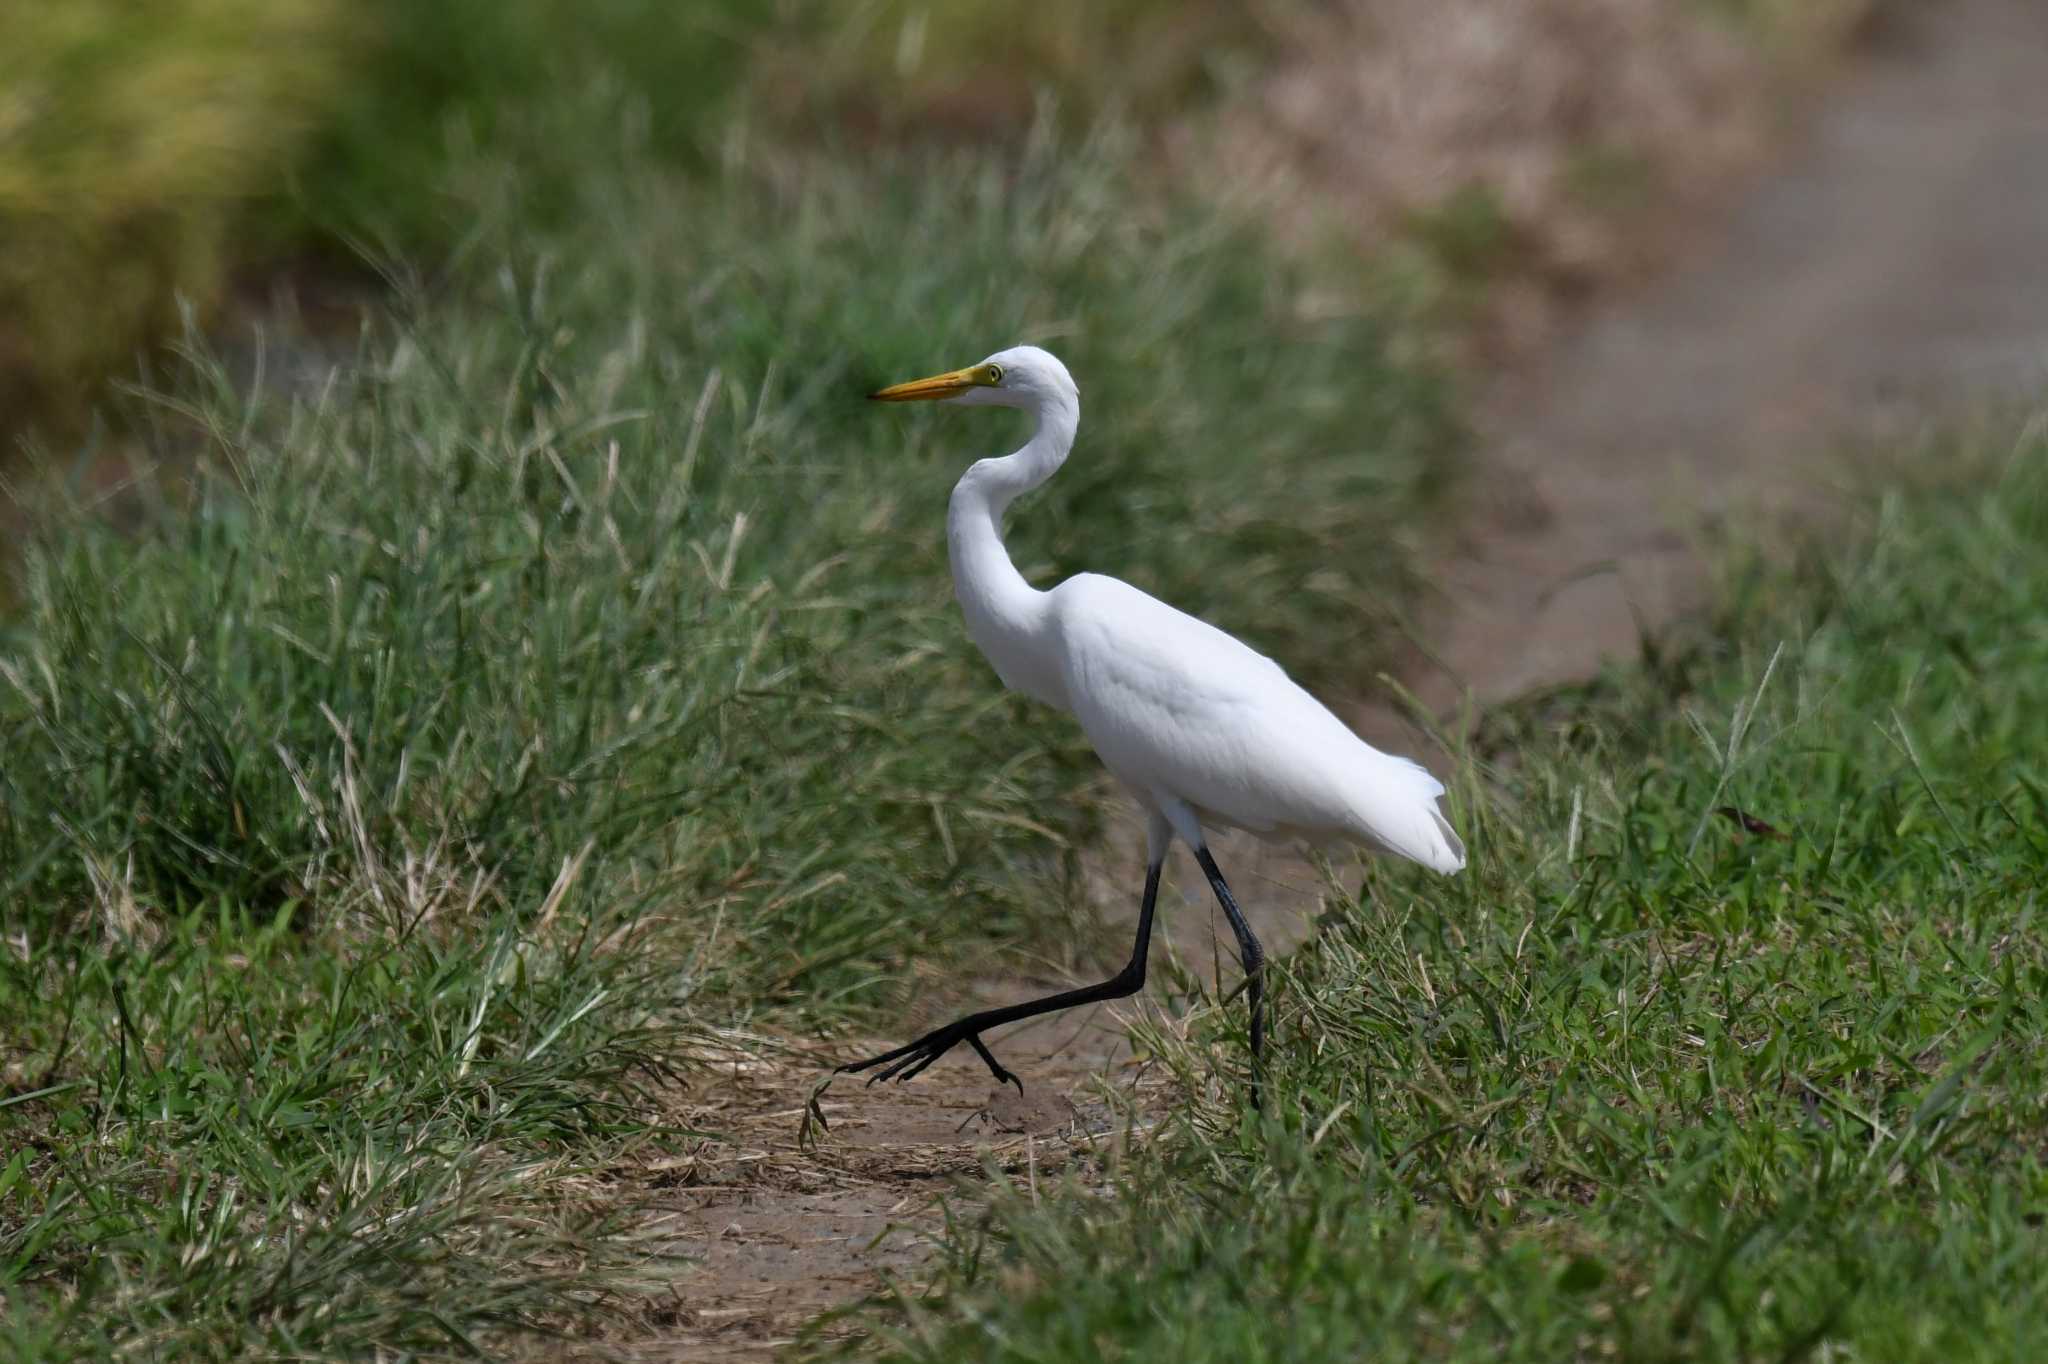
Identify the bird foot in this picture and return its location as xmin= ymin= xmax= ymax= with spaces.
xmin=838 ymin=1022 xmax=1022 ymax=1092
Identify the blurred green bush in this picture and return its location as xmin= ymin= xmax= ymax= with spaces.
xmin=0 ymin=0 xmax=350 ymax=420
xmin=757 ymin=0 xmax=1290 ymax=135
xmin=277 ymin=0 xmax=767 ymax=252
xmin=0 ymin=0 xmax=766 ymax=429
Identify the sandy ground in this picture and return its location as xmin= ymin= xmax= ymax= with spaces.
xmin=622 ymin=1 xmax=2048 ymax=1355
xmin=621 ymin=1032 xmax=1133 ymax=1360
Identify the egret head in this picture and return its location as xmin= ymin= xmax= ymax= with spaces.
xmin=868 ymin=345 xmax=1076 ymax=412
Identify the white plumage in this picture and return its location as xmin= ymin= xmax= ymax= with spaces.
xmin=841 ymin=344 xmax=1464 ymax=1105
xmin=1050 ymin=572 xmax=1465 ymax=872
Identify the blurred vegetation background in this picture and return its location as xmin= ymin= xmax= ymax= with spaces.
xmin=0 ymin=0 xmax=344 ymax=420
xmin=0 ymin=0 xmax=1868 ymax=437
xmin=0 ymin=0 xmax=766 ymax=429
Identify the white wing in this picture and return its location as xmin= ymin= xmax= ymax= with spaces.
xmin=1047 ymin=574 xmax=1464 ymax=874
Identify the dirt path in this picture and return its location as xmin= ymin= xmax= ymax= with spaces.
xmin=640 ymin=2 xmax=2048 ymax=1355
xmin=1417 ymin=0 xmax=2048 ymax=707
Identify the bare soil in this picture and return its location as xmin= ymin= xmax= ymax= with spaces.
xmin=618 ymin=1030 xmax=1133 ymax=1361
xmin=634 ymin=1 xmax=2048 ymax=1356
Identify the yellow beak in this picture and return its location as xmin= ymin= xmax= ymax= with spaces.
xmin=868 ymin=365 xmax=981 ymax=402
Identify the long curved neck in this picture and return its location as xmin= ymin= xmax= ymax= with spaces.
xmin=945 ymin=390 xmax=1079 ymax=708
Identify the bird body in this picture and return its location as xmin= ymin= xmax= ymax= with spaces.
xmin=1049 ymin=573 xmax=1464 ymax=870
xmin=935 ymin=344 xmax=1463 ymax=873
xmin=843 ymin=344 xmax=1464 ymax=1103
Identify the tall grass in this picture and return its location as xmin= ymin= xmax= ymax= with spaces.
xmin=869 ymin=427 xmax=2048 ymax=1362
xmin=0 ymin=119 xmax=1450 ymax=1356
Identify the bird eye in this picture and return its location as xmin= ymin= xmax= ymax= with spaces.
xmin=987 ymin=364 xmax=1004 ymax=384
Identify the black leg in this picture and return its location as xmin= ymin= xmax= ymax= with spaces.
xmin=1193 ymin=845 xmax=1265 ymax=1111
xmin=839 ymin=860 xmax=1164 ymax=1090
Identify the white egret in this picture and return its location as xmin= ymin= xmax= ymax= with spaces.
xmin=840 ymin=346 xmax=1464 ymax=1106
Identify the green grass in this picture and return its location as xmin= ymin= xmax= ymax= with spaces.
xmin=0 ymin=116 xmax=1450 ymax=1357
xmin=862 ymin=432 xmax=2048 ymax=1362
